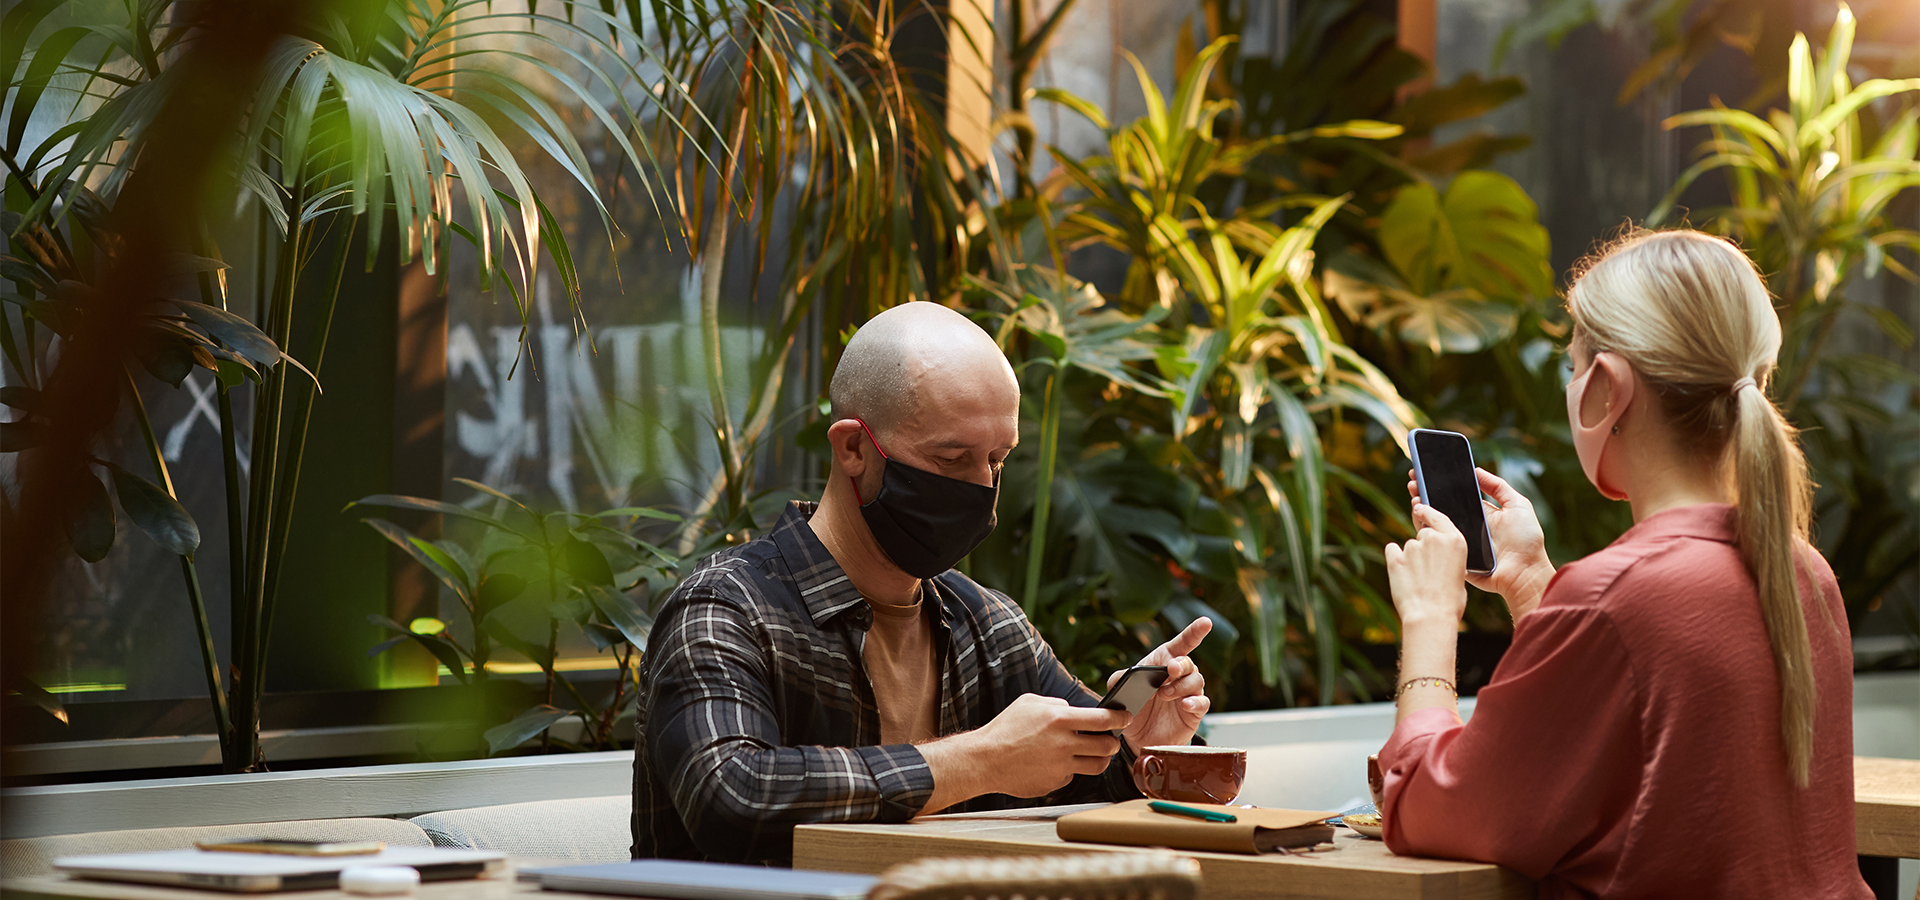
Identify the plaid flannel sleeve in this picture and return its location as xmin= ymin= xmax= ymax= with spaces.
xmin=985 ymin=588 xmax=1144 ymax=805
xmin=644 ymin=575 xmax=935 ymax=863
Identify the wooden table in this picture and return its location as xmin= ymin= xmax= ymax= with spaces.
xmin=793 ymin=805 xmax=1533 ymax=900
xmin=1856 ymin=756 xmax=1920 ymax=859
xmin=1854 ymin=756 xmax=1919 ymax=899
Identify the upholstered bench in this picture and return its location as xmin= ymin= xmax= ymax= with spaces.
xmin=409 ymin=795 xmax=632 ymax=862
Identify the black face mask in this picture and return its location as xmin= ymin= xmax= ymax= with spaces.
xmin=852 ymin=419 xmax=999 ymax=579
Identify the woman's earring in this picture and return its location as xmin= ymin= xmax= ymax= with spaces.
xmin=1610 ymin=424 xmax=1619 ymax=435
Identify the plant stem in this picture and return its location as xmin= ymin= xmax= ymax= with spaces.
xmin=124 ymin=366 xmax=234 ymax=765
xmin=1008 ymin=0 xmax=1032 ymax=199
xmin=0 ymin=312 xmax=31 ymax=390
xmin=542 ymin=540 xmax=558 ymax=753
xmin=703 ymin=66 xmax=756 ymax=523
xmin=194 ymin=238 xmax=251 ymax=692
xmin=1021 ymin=363 xmax=1064 ymax=615
xmin=1006 ymin=0 xmax=1080 ymax=200
xmin=234 ymin=185 xmax=306 ymax=773
xmin=543 ymin=614 xmax=559 ymax=754
xmin=601 ymin=643 xmax=633 ymax=749
xmin=256 ymin=216 xmax=355 ymax=700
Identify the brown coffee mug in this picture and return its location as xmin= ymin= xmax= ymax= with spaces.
xmin=1130 ymin=746 xmax=1247 ymax=805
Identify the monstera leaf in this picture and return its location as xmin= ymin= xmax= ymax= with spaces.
xmin=1326 ymin=170 xmax=1550 ymax=355
xmin=1324 ymin=262 xmax=1518 ymax=354
xmin=1378 ymin=170 xmax=1553 ymax=302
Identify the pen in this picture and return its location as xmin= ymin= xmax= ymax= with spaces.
xmin=1148 ymin=800 xmax=1237 ymax=823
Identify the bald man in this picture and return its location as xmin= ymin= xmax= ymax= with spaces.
xmin=630 ymin=302 xmax=1212 ymax=865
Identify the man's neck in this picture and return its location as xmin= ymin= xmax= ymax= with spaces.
xmin=809 ymin=484 xmax=921 ymax=607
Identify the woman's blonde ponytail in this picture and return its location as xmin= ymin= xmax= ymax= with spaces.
xmin=1568 ymin=229 xmax=1820 ymax=787
xmin=1731 ymin=380 xmax=1817 ymax=785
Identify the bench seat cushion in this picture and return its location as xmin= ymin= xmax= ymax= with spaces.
xmin=410 ymin=795 xmax=630 ymax=862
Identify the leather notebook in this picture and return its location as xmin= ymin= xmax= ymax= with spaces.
xmin=1056 ymin=800 xmax=1337 ymax=855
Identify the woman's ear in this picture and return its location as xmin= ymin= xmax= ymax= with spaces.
xmin=1594 ymin=352 xmax=1637 ymax=428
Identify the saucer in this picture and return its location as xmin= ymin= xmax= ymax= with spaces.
xmin=1342 ymin=813 xmax=1383 ymax=839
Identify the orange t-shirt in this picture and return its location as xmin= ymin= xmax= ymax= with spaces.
xmin=863 ymin=598 xmax=940 ymax=746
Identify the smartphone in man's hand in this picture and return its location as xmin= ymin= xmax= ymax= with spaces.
xmin=1080 ymin=665 xmax=1167 ymax=737
xmin=1409 ymin=428 xmax=1498 ymax=575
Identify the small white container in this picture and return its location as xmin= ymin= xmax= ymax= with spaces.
xmin=339 ymin=865 xmax=421 ymax=895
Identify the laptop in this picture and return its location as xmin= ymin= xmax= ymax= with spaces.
xmin=520 ymin=860 xmax=878 ymax=900
xmin=54 ymin=847 xmax=507 ymax=893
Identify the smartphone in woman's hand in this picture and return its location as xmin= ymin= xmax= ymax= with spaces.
xmin=1409 ymin=428 xmax=1498 ymax=575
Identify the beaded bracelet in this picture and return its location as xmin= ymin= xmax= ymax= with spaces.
xmin=1395 ymin=676 xmax=1457 ymax=698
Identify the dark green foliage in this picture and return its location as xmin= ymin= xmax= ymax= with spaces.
xmin=1650 ymin=16 xmax=1920 ymax=630
xmin=352 ymin=484 xmax=681 ymax=754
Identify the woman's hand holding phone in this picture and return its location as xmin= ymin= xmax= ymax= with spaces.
xmin=1404 ymin=467 xmax=1556 ymax=621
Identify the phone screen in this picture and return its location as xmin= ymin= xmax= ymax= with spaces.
xmin=1097 ymin=665 xmax=1167 ymax=717
xmin=1410 ymin=429 xmax=1497 ymax=574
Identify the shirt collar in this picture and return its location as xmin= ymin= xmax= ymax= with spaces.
xmin=770 ymin=501 xmax=957 ymax=633
xmin=771 ymin=502 xmax=869 ymax=625
xmin=1611 ymin=502 xmax=1738 ymax=548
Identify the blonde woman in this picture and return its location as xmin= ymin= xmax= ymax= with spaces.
xmin=1377 ymin=230 xmax=1870 ymax=898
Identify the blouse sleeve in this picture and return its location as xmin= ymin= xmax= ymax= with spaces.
xmin=1376 ymin=604 xmax=1645 ymax=880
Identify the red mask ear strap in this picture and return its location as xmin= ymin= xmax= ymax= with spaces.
xmin=849 ymin=418 xmax=889 ymax=506
xmin=853 ymin=418 xmax=890 ymax=459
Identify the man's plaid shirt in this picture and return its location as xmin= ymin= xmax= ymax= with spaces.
xmin=630 ymin=502 xmax=1139 ymax=865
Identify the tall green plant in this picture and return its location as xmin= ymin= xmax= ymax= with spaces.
xmin=1195 ymin=0 xmax=1533 ymax=250
xmin=968 ymin=265 xmax=1171 ymax=615
xmin=1039 ymin=38 xmax=1400 ymax=313
xmin=350 ymin=484 xmax=679 ymax=754
xmin=967 ymin=37 xmax=1429 ymax=705
xmin=2 ymin=0 xmax=700 ymax=771
xmin=1650 ymin=6 xmax=1920 ymax=626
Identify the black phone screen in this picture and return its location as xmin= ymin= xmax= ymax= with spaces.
xmin=1410 ymin=429 xmax=1497 ymax=574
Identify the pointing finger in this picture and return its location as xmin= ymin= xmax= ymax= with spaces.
xmin=1161 ymin=617 xmax=1212 ymax=659
xmin=1411 ymin=503 xmax=1462 ymax=538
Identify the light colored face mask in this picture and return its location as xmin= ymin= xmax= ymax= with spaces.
xmin=1565 ymin=350 xmax=1635 ymax=501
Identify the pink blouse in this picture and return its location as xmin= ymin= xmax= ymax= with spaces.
xmin=1378 ymin=504 xmax=1870 ymax=899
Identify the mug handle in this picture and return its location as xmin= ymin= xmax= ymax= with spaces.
xmin=1134 ymin=753 xmax=1166 ymax=794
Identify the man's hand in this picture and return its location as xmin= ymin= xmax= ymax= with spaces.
xmin=1404 ymin=467 xmax=1555 ymax=620
xmin=1116 ymin=618 xmax=1212 ymax=754
xmin=918 ymin=694 xmax=1128 ymax=813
